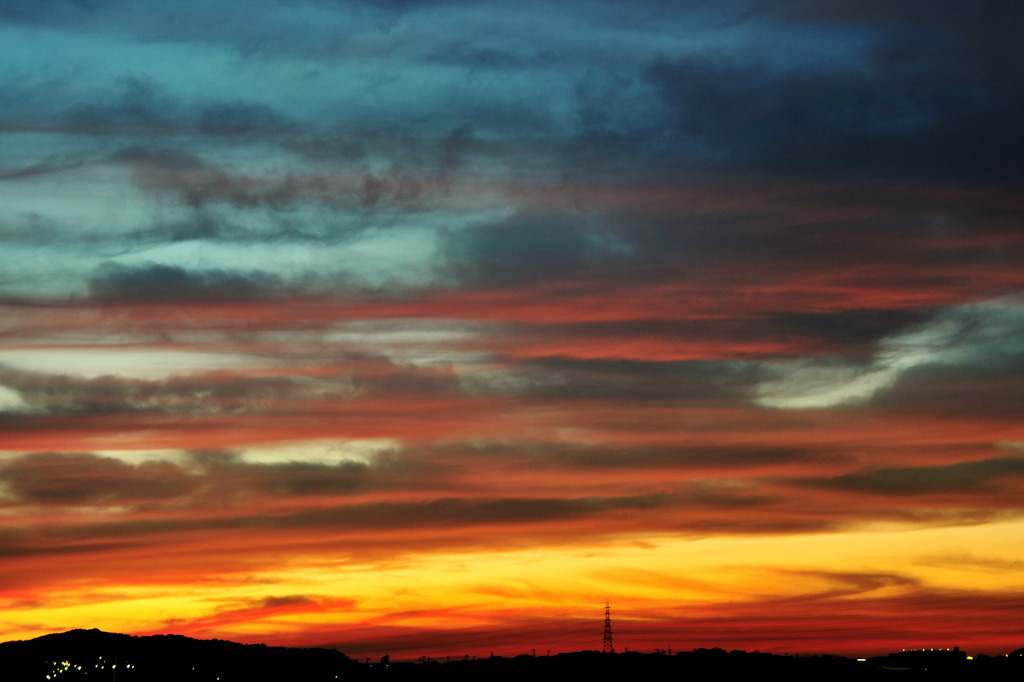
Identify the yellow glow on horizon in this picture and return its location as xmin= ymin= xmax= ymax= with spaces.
xmin=3 ymin=518 xmax=1022 ymax=646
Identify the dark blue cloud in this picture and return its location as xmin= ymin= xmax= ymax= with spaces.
xmin=440 ymin=211 xmax=632 ymax=287
xmin=644 ymin=2 xmax=1024 ymax=179
xmin=88 ymin=263 xmax=283 ymax=302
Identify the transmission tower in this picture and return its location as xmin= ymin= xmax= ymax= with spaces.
xmin=602 ymin=600 xmax=614 ymax=654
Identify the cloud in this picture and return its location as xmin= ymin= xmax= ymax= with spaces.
xmin=803 ymin=456 xmax=1024 ymax=497
xmin=0 ymin=365 xmax=352 ymax=416
xmin=110 ymin=145 xmax=435 ymax=210
xmin=401 ymin=440 xmax=826 ymax=473
xmin=764 ymin=568 xmax=922 ymax=602
xmin=195 ymin=451 xmax=373 ymax=498
xmin=0 ymin=350 xmax=264 ymax=383
xmin=87 ymin=262 xmax=284 ymax=303
xmin=490 ymin=309 xmax=928 ymax=363
xmin=500 ymin=357 xmax=759 ymax=406
xmin=657 ymin=582 xmax=1024 ymax=657
xmin=0 ymin=158 xmax=87 ymax=181
xmin=67 ymin=76 xmax=177 ymax=134
xmin=439 ymin=210 xmax=635 ymax=288
xmin=0 ymin=384 xmax=26 ymax=412
xmin=756 ymin=297 xmax=1024 ymax=409
xmin=870 ymin=362 xmax=1024 ymax=418
xmin=644 ymin=8 xmax=1024 ymax=179
xmin=0 ymin=451 xmax=200 ymax=504
xmin=917 ymin=550 xmax=1024 ymax=573
xmin=160 ymin=594 xmax=357 ymax=636
xmin=197 ymin=101 xmax=296 ymax=137
xmin=0 ymin=0 xmax=96 ymax=25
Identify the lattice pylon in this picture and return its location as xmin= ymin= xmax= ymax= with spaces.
xmin=602 ymin=600 xmax=614 ymax=654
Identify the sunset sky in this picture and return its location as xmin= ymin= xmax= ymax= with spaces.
xmin=2 ymin=0 xmax=1024 ymax=661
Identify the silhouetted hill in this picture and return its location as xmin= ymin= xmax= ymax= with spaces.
xmin=0 ymin=629 xmax=359 ymax=682
xmin=3 ymin=631 xmax=1023 ymax=682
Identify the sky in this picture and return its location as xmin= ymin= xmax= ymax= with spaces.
xmin=1 ymin=0 xmax=1024 ymax=661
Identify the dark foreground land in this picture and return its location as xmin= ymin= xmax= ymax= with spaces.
xmin=2 ymin=629 xmax=1022 ymax=681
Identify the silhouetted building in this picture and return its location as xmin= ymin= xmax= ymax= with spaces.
xmin=873 ymin=647 xmax=967 ymax=671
